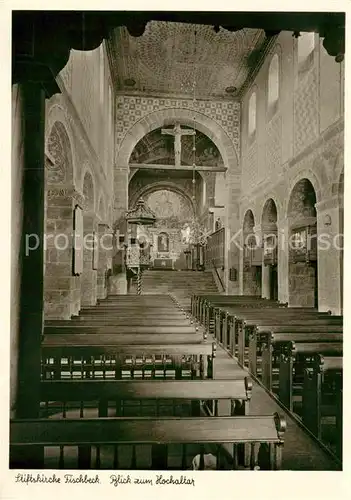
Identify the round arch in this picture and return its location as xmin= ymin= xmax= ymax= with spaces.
xmin=46 ymin=96 xmax=77 ymax=186
xmin=261 ymin=198 xmax=278 ymax=228
xmin=285 ymin=172 xmax=322 ymax=218
xmin=258 ymin=194 xmax=282 ymax=224
xmin=129 ymin=181 xmax=196 ymax=215
xmin=45 ymin=119 xmax=74 ymax=186
xmin=242 ymin=209 xmax=256 ymax=233
xmin=115 ymin=108 xmax=239 ymax=172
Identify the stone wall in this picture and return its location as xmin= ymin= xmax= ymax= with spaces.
xmin=243 ymin=266 xmax=262 ymax=296
xmin=43 ymin=46 xmax=115 ymax=318
xmin=239 ymin=31 xmax=344 ymax=312
xmin=289 ymin=262 xmax=317 ymax=307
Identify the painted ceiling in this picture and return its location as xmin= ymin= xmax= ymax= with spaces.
xmin=109 ymin=21 xmax=266 ymax=99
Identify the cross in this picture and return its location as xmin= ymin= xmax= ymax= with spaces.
xmin=161 ymin=122 xmax=196 ymax=168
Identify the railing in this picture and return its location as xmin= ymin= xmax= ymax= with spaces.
xmin=205 ymin=228 xmax=225 ymax=269
xmin=212 ymin=259 xmax=225 ymax=292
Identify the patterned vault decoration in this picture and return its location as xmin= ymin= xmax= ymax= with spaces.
xmin=110 ymin=21 xmax=266 ymax=99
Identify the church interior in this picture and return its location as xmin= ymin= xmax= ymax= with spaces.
xmin=10 ymin=11 xmax=344 ymax=471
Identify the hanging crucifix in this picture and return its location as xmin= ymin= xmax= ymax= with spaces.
xmin=161 ymin=122 xmax=196 ymax=168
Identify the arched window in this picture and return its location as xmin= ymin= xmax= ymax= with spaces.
xmin=298 ymin=32 xmax=315 ymax=66
xmin=248 ymin=92 xmax=257 ymax=136
xmin=268 ymin=54 xmax=279 ymax=111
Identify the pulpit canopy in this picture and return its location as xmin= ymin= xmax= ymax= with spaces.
xmin=125 ymin=198 xmax=156 ymax=226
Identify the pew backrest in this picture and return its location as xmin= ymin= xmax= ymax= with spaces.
xmin=10 ymin=413 xmax=286 ymax=449
xmin=40 ymin=377 xmax=253 ymax=402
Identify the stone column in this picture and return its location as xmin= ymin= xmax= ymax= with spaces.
xmin=81 ymin=211 xmax=98 ymax=306
xmin=97 ymin=223 xmax=113 ymax=300
xmin=277 ymin=216 xmax=289 ymax=304
xmin=15 ymin=83 xmax=45 ymax=419
xmin=110 ymin=166 xmax=129 ymax=293
xmin=226 ymin=178 xmax=241 ymax=295
xmin=255 ymin=224 xmax=269 ymax=299
xmin=44 ymin=187 xmax=84 ymax=319
xmin=261 ymin=264 xmax=270 ymax=299
xmin=316 ymin=196 xmax=343 ymax=314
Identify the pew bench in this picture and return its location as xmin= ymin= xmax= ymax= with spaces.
xmin=39 ymin=377 xmax=252 ymax=419
xmin=302 ymin=355 xmax=342 ymax=459
xmin=43 ymin=332 xmax=207 ymax=344
xmin=196 ymin=296 xmax=277 ymax=324
xmin=41 ymin=342 xmax=217 ymax=381
xmin=205 ymin=300 xmax=286 ymax=334
xmin=191 ymin=294 xmax=280 ymax=325
xmin=70 ymin=317 xmax=193 ymax=326
xmin=10 ymin=413 xmax=286 ymax=470
xmin=212 ymin=307 xmax=337 ymax=367
xmin=250 ymin=330 xmax=343 ymax=382
xmin=44 ymin=325 xmax=204 ymax=336
xmin=213 ymin=307 xmax=334 ymax=354
xmin=279 ymin=342 xmax=343 ymax=412
xmin=230 ymin=313 xmax=342 ymax=369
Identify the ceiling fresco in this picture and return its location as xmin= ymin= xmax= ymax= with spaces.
xmin=110 ymin=21 xmax=266 ymax=99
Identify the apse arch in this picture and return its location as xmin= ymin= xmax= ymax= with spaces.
xmin=115 ymin=108 xmax=239 ymax=172
xmin=129 ymin=181 xmax=196 ymax=215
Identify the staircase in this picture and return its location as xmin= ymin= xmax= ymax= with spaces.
xmin=134 ymin=270 xmax=221 ymax=310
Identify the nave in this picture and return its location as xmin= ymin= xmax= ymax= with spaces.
xmin=10 ymin=286 xmax=342 ymax=471
xmin=10 ymin=11 xmax=345 ymax=477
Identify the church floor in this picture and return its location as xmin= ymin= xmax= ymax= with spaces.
xmin=213 ymin=346 xmax=341 ymax=471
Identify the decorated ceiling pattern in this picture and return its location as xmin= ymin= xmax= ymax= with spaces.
xmin=115 ymin=95 xmax=240 ymax=154
xmin=110 ymin=22 xmax=265 ymax=99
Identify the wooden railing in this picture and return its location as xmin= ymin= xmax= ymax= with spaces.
xmin=205 ymin=228 xmax=225 ymax=270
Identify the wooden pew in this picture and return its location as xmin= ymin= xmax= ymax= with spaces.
xmin=214 ymin=307 xmax=334 ymax=351
xmin=224 ymin=310 xmax=341 ymax=368
xmin=43 ymin=332 xmax=206 ymax=344
xmin=204 ymin=299 xmax=285 ymax=332
xmin=41 ymin=342 xmax=217 ymax=380
xmin=279 ymin=342 xmax=343 ymax=412
xmin=251 ymin=330 xmax=343 ymax=381
xmin=302 ymin=355 xmax=342 ymax=458
xmin=40 ymin=377 xmax=253 ymax=418
xmin=193 ymin=295 xmax=272 ymax=323
xmin=204 ymin=301 xmax=285 ymax=340
xmin=249 ymin=325 xmax=343 ymax=374
xmin=69 ymin=316 xmax=192 ymax=325
xmin=10 ymin=412 xmax=286 ymax=470
xmin=44 ymin=325 xmax=204 ymax=336
xmin=212 ymin=306 xmax=340 ymax=367
xmin=191 ymin=294 xmax=274 ymax=325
